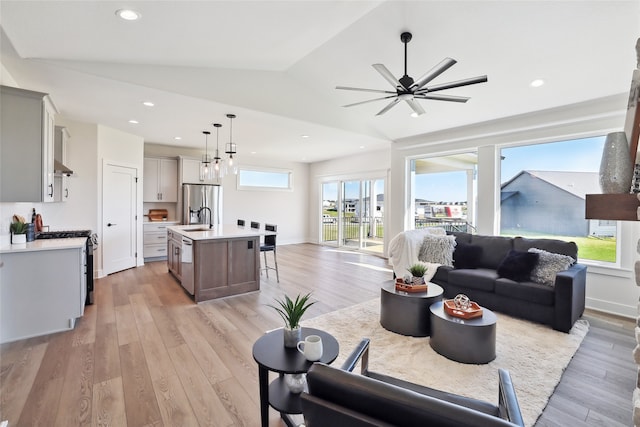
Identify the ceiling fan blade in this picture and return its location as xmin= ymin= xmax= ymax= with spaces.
xmin=342 ymin=95 xmax=397 ymax=108
xmin=375 ymin=97 xmax=402 ymax=116
xmin=418 ymin=75 xmax=488 ymax=93
xmin=336 ymin=86 xmax=396 ymax=94
xmin=409 ymin=57 xmax=457 ymax=91
xmin=415 ymin=94 xmax=470 ymax=103
xmin=372 ymin=64 xmax=403 ymax=89
xmin=405 ymin=99 xmax=426 ymax=116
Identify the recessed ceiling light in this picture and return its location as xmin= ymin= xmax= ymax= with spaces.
xmin=128 ymin=119 xmax=139 ymax=124
xmin=530 ymin=79 xmax=545 ymax=88
xmin=410 ymin=112 xmax=419 ymax=118
xmin=116 ymin=9 xmax=141 ymax=21
xmin=174 ymin=136 xmax=182 ymax=140
xmin=301 ymin=135 xmax=310 ymax=138
xmin=251 ymin=151 xmax=257 ymax=155
xmin=359 ymin=146 xmax=365 ymax=149
xmin=142 ymin=101 xmax=154 ymax=107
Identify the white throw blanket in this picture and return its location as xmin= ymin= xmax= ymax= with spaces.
xmin=388 ymin=228 xmax=446 ymax=277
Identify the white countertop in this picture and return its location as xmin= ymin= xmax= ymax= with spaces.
xmin=0 ymin=237 xmax=86 ymax=254
xmin=168 ymin=224 xmax=272 ymax=241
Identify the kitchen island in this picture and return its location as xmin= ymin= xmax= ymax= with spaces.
xmin=167 ymin=225 xmax=265 ymax=302
xmin=0 ymin=238 xmax=86 ymax=343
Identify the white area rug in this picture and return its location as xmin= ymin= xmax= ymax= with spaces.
xmin=301 ymin=298 xmax=589 ymax=427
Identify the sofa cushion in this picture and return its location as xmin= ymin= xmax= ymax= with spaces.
xmin=448 ymin=268 xmax=498 ymax=292
xmin=494 ymin=278 xmax=555 ymax=306
xmin=418 ymin=234 xmax=456 ymax=266
xmin=496 ymin=250 xmax=539 ymax=282
xmin=528 ymin=248 xmax=575 ymax=286
xmin=513 ymin=237 xmax=578 ymax=259
xmin=453 ymin=243 xmax=483 ymax=269
xmin=449 ymin=231 xmax=472 ymax=245
xmin=469 ymin=235 xmax=514 ymax=269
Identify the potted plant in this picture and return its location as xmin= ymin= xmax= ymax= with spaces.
xmin=269 ymin=292 xmax=315 ymax=348
xmin=10 ymin=215 xmax=28 ymax=244
xmin=408 ymin=263 xmax=428 ymax=285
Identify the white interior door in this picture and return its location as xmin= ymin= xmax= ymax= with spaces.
xmin=103 ymin=163 xmax=137 ymax=275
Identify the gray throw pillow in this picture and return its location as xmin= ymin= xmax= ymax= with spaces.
xmin=528 ymin=247 xmax=575 ymax=286
xmin=418 ymin=234 xmax=456 ymax=266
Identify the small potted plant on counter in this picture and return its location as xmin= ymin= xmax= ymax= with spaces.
xmin=269 ymin=292 xmax=315 ymax=348
xmin=10 ymin=215 xmax=28 ymax=244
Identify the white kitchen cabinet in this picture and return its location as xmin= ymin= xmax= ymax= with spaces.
xmin=143 ymin=221 xmax=178 ymax=261
xmin=54 ymin=126 xmax=70 ymax=202
xmin=0 ymin=85 xmax=58 ymax=202
xmin=143 ymin=157 xmax=178 ymax=202
xmin=0 ymin=245 xmax=85 ymax=343
xmin=180 ymin=156 xmax=218 ymax=185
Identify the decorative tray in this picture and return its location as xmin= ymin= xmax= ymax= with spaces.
xmin=395 ymin=278 xmax=428 ymax=293
xmin=443 ymin=299 xmax=484 ymax=319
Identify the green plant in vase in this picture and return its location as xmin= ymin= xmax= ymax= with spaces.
xmin=408 ymin=263 xmax=428 ymax=285
xmin=269 ymin=292 xmax=315 ymax=348
xmin=10 ymin=216 xmax=28 ymax=244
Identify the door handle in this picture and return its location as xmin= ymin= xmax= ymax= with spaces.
xmin=107 ymin=223 xmax=117 ymax=227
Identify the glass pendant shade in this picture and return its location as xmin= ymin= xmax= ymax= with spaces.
xmin=200 ymin=131 xmax=213 ymax=181
xmin=226 ymin=114 xmax=239 ymax=175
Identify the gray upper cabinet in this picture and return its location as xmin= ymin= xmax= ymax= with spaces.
xmin=1 ymin=85 xmax=57 ymax=203
xmin=143 ymin=157 xmax=178 ymax=202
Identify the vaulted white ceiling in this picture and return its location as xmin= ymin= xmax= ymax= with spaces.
xmin=1 ymin=1 xmax=638 ymax=163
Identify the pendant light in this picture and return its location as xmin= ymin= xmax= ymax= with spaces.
xmin=225 ymin=113 xmax=238 ymax=175
xmin=199 ymin=130 xmax=213 ymax=181
xmin=212 ymin=123 xmax=225 ymax=181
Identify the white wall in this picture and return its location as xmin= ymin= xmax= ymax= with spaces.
xmin=145 ymin=143 xmax=309 ymax=245
xmin=97 ymin=125 xmax=145 ymax=276
xmin=389 ymin=93 xmax=640 ymax=318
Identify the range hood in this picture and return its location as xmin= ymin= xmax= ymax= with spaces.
xmin=54 ymin=159 xmax=74 ymax=176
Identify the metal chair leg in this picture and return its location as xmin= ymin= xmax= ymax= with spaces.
xmin=273 ymin=248 xmax=279 ymax=283
xmin=263 ymin=251 xmax=269 ymax=278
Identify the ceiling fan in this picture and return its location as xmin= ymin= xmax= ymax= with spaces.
xmin=336 ymin=32 xmax=488 ymax=116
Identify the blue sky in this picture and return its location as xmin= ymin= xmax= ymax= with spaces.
xmin=321 ymin=136 xmax=607 ymax=203
xmin=414 ymin=136 xmax=605 ymax=201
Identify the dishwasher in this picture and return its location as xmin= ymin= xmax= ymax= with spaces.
xmin=181 ymin=237 xmax=194 ymax=295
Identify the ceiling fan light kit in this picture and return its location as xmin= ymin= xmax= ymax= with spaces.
xmin=337 ymin=31 xmax=488 ymax=116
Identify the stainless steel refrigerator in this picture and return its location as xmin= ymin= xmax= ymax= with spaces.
xmin=182 ymin=184 xmax=222 ymax=226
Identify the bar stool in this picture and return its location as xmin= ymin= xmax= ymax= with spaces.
xmin=237 ymin=219 xmax=245 ymax=226
xmin=260 ymin=224 xmax=279 ymax=282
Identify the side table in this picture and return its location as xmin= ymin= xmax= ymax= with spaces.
xmin=429 ymin=300 xmax=497 ymax=364
xmin=380 ymin=281 xmax=444 ymax=336
xmin=252 ymin=327 xmax=339 ymax=427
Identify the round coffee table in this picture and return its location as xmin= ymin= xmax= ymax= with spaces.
xmin=429 ymin=300 xmax=497 ymax=364
xmin=380 ymin=281 xmax=444 ymax=337
xmin=252 ymin=327 xmax=339 ymax=427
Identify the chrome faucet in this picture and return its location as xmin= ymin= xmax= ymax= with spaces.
xmin=198 ymin=207 xmax=213 ymax=228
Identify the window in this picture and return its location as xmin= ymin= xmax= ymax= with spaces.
xmin=237 ymin=167 xmax=292 ymax=191
xmin=409 ymin=152 xmax=477 ymax=232
xmin=500 ymin=136 xmax=616 ymax=263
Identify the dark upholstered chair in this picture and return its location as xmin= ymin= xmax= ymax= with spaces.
xmin=301 ymin=338 xmax=524 ymax=427
xmin=260 ymin=224 xmax=279 ymax=282
xmin=237 ymin=219 xmax=245 ymax=226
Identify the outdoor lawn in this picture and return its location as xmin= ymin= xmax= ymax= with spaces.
xmin=502 ymin=230 xmax=616 ymax=263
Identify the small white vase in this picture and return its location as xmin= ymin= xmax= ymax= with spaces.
xmin=283 ymin=326 xmax=301 ymax=348
xmin=599 ymin=132 xmax=633 ymax=193
xmin=11 ymin=233 xmax=26 ymax=244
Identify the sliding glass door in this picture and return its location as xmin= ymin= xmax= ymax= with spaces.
xmin=321 ymin=178 xmax=384 ymax=253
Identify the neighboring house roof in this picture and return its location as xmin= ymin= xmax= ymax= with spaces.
xmin=501 ymin=170 xmax=599 ymax=200
xmin=501 ymin=191 xmax=519 ymax=201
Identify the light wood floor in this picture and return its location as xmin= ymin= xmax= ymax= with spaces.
xmin=0 ymin=243 xmax=636 ymax=426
